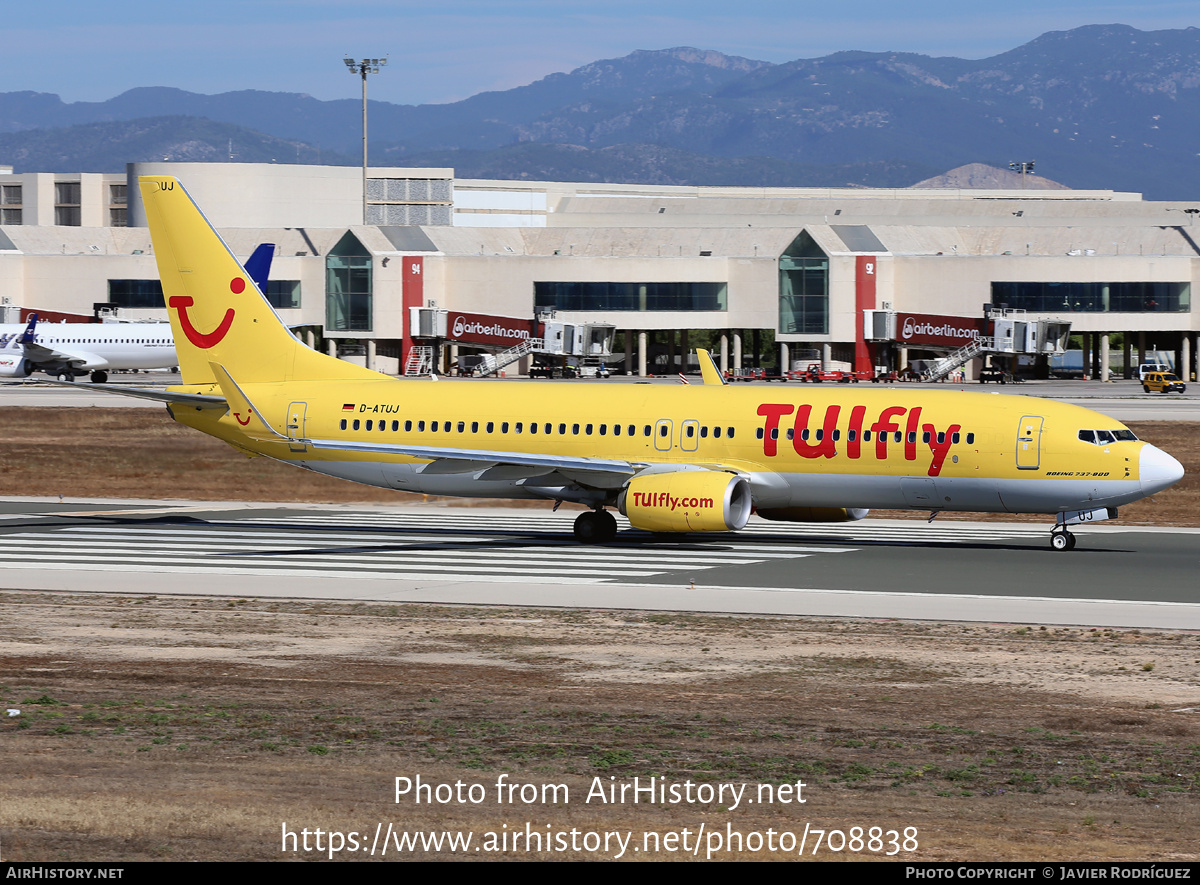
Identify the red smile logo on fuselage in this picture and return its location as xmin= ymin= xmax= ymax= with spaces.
xmin=168 ymin=277 xmax=244 ymax=349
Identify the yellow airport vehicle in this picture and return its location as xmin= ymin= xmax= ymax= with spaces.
xmin=1142 ymin=372 xmax=1186 ymax=394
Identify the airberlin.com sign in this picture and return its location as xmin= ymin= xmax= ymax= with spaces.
xmin=896 ymin=313 xmax=984 ymax=348
xmin=447 ymin=312 xmax=536 ymax=347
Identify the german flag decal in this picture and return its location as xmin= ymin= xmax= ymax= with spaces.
xmin=342 ymin=403 xmax=355 ymax=411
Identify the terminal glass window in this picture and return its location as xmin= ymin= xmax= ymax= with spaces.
xmin=326 ymin=232 xmax=372 ymax=331
xmin=266 ymin=281 xmax=301 ymax=309
xmin=55 ymin=182 xmax=81 ymax=226
xmin=1 ymin=185 xmax=21 ymax=225
xmin=107 ymin=279 xmax=165 ymax=309
xmin=109 ymin=184 xmax=127 ymax=226
xmin=992 ymin=281 xmax=1190 ymax=313
xmin=779 ymin=231 xmax=828 ymax=335
xmin=534 ymin=282 xmax=726 ymax=312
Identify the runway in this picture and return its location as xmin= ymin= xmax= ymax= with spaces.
xmin=2 ymin=499 xmax=1197 ymax=630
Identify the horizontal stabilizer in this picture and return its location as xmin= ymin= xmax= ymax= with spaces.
xmin=34 ymin=379 xmax=227 ymax=407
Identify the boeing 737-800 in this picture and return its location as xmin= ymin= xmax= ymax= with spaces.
xmin=88 ymin=176 xmax=1185 ymax=551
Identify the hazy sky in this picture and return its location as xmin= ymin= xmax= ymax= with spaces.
xmin=5 ymin=1 xmax=1198 ymax=106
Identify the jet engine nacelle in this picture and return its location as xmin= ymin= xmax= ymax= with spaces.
xmin=0 ymin=356 xmax=33 ymax=377
xmin=619 ymin=469 xmax=752 ymax=533
xmin=757 ymin=506 xmax=869 ymax=523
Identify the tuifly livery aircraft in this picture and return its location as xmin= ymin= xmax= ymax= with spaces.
xmin=81 ymin=176 xmax=1185 ymax=550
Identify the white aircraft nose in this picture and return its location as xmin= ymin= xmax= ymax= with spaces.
xmin=1139 ymin=444 xmax=1184 ymax=495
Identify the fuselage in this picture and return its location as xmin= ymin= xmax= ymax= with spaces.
xmin=0 ymin=321 xmax=176 ymax=376
xmin=170 ymin=377 xmax=1179 ymax=516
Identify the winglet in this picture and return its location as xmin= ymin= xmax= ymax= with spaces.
xmin=697 ymin=348 xmax=727 ymax=386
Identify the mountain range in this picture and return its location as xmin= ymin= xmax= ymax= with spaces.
xmin=2 ymin=24 xmax=1200 ymax=198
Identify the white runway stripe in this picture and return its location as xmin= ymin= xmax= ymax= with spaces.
xmin=239 ymin=512 xmax=1042 ymax=542
xmin=30 ymin=528 xmax=819 ymax=562
xmin=0 ymin=511 xmax=1040 ymax=585
xmin=0 ymin=519 xmax=829 ymax=581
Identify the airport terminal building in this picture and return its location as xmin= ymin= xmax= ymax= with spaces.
xmin=0 ymin=161 xmax=1196 ymax=381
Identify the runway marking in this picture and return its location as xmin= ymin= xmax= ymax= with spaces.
xmin=0 ymin=522 xmax=844 ymax=583
xmin=238 ymin=511 xmax=1046 ymax=544
xmin=0 ymin=512 xmax=1043 ymax=585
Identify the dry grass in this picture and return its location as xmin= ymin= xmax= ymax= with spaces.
xmin=1 ymin=595 xmax=1198 ymax=861
xmin=0 ymin=407 xmax=416 ymax=504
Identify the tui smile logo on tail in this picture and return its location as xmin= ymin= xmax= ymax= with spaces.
xmin=168 ymin=277 xmax=243 ymax=349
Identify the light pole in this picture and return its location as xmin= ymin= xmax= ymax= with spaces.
xmin=1009 ymin=160 xmax=1035 ymax=190
xmin=343 ymin=56 xmax=387 ymax=224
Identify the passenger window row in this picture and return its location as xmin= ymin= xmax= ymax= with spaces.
xmin=337 ymin=418 xmax=736 ymax=439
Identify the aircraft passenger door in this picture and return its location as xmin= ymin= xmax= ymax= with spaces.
xmin=287 ymin=401 xmax=308 ymax=453
xmin=681 ymin=419 xmax=699 ymax=452
xmin=1016 ymin=415 xmax=1043 ymax=470
xmin=654 ymin=418 xmax=674 ymax=452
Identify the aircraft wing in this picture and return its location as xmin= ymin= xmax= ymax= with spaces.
xmin=307 ymin=437 xmax=642 ymax=487
xmin=34 ymin=379 xmax=227 ymax=408
xmin=22 ymin=341 xmax=107 ymax=371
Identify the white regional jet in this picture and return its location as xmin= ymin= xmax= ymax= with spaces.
xmin=0 ymin=313 xmax=176 ymax=383
xmin=0 ymin=244 xmax=275 ymax=383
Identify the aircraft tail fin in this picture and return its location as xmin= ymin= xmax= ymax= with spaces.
xmin=138 ymin=177 xmax=380 ymax=386
xmin=243 ymin=243 xmax=275 ymax=295
xmin=18 ymin=313 xmax=38 ymax=345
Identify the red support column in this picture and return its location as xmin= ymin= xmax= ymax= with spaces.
xmin=401 ymin=256 xmax=424 ymax=365
xmin=854 ymin=255 xmax=878 ymax=375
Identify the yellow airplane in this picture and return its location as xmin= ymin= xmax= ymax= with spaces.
xmin=92 ymin=176 xmax=1184 ymax=551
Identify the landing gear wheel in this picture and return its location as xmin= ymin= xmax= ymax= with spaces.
xmin=57 ymin=371 xmax=74 ymax=382
xmin=1050 ymin=529 xmax=1075 ymax=551
xmin=595 ymin=509 xmax=617 ymax=542
xmin=89 ymin=370 xmax=108 ymax=384
xmin=573 ymin=509 xmax=617 ymax=544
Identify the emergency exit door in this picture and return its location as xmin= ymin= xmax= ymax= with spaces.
xmin=287 ymin=401 xmax=308 ymax=452
xmin=1016 ymin=415 xmax=1043 ymax=470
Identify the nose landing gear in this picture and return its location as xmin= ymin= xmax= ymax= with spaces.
xmin=1049 ymin=528 xmax=1076 ymax=551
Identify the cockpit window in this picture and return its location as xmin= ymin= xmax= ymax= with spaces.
xmin=1079 ymin=428 xmax=1138 ymax=445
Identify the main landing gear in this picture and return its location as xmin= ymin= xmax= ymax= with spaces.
xmin=1049 ymin=527 xmax=1076 ymax=551
xmin=574 ymin=509 xmax=617 ymax=543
